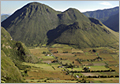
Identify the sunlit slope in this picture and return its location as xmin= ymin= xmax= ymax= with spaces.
xmin=1 ymin=2 xmax=91 ymax=47
xmin=47 ymin=18 xmax=119 ymax=49
xmin=1 ymin=27 xmax=39 ymax=82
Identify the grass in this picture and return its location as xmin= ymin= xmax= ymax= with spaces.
xmin=90 ymin=78 xmax=119 ymax=83
xmin=29 ymin=47 xmax=49 ymax=55
xmin=81 ymin=61 xmax=93 ymax=66
xmin=92 ymin=61 xmax=106 ymax=66
xmin=99 ymin=72 xmax=119 ymax=76
xmin=87 ymin=66 xmax=109 ymax=70
xmin=46 ymin=80 xmax=77 ymax=83
xmin=60 ymin=60 xmax=72 ymax=64
xmin=67 ymin=67 xmax=83 ymax=71
xmin=41 ymin=56 xmax=55 ymax=59
xmin=22 ymin=62 xmax=54 ymax=71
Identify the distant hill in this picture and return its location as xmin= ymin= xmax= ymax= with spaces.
xmin=103 ymin=13 xmax=119 ymax=32
xmin=1 ymin=2 xmax=119 ymax=48
xmin=1 ymin=14 xmax=10 ymax=22
xmin=83 ymin=6 xmax=119 ymax=22
xmin=1 ymin=27 xmax=39 ymax=82
xmin=83 ymin=6 xmax=119 ymax=32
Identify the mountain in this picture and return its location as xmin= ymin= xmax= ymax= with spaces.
xmin=1 ymin=2 xmax=90 ymax=47
xmin=1 ymin=2 xmax=119 ymax=48
xmin=2 ymin=2 xmax=61 ymax=46
xmin=83 ymin=6 xmax=119 ymax=32
xmin=1 ymin=14 xmax=10 ymax=22
xmin=1 ymin=27 xmax=39 ymax=82
xmin=83 ymin=6 xmax=119 ymax=22
xmin=47 ymin=18 xmax=119 ymax=49
xmin=103 ymin=13 xmax=119 ymax=32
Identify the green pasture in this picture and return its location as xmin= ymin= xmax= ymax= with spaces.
xmin=41 ymin=56 xmax=55 ymax=60
xmin=22 ymin=62 xmax=54 ymax=71
xmin=67 ymin=67 xmax=83 ymax=71
xmin=87 ymin=66 xmax=109 ymax=70
xmin=91 ymin=78 xmax=119 ymax=83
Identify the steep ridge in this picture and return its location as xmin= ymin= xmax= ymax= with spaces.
xmin=1 ymin=50 xmax=23 ymax=83
xmin=1 ymin=27 xmax=39 ymax=82
xmin=1 ymin=27 xmax=39 ymax=63
xmin=2 ymin=2 xmax=61 ymax=46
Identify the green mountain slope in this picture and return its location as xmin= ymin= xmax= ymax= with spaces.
xmin=47 ymin=18 xmax=119 ymax=49
xmin=1 ymin=2 xmax=119 ymax=49
xmin=1 ymin=2 xmax=91 ymax=47
xmin=1 ymin=2 xmax=61 ymax=46
xmin=1 ymin=27 xmax=39 ymax=82
xmin=57 ymin=8 xmax=90 ymax=24
xmin=1 ymin=50 xmax=23 ymax=83
xmin=1 ymin=27 xmax=39 ymax=63
xmin=1 ymin=14 xmax=10 ymax=22
xmin=103 ymin=13 xmax=119 ymax=32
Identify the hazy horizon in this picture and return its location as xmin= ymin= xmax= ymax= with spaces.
xmin=1 ymin=1 xmax=119 ymax=15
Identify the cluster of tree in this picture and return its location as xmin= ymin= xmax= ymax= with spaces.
xmin=78 ymin=78 xmax=90 ymax=83
xmin=51 ymin=60 xmax=58 ymax=63
xmin=60 ymin=58 xmax=67 ymax=60
xmin=53 ymin=51 xmax=58 ymax=53
xmin=92 ymin=56 xmax=103 ymax=61
xmin=42 ymin=51 xmax=52 ymax=56
xmin=84 ymin=75 xmax=119 ymax=78
xmin=72 ymin=52 xmax=82 ymax=54
xmin=62 ymin=63 xmax=75 ymax=68
xmin=42 ymin=51 xmax=50 ymax=54
xmin=76 ymin=56 xmax=103 ymax=63
xmin=69 ymin=69 xmax=115 ymax=73
xmin=89 ymin=49 xmax=97 ymax=53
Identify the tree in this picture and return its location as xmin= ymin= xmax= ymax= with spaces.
xmin=72 ymin=61 xmax=74 ymax=64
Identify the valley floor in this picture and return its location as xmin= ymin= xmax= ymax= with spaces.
xmin=20 ymin=44 xmax=119 ymax=83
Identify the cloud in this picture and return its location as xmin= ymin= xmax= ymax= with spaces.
xmin=100 ymin=2 xmax=112 ymax=6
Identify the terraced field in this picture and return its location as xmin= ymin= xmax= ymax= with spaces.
xmin=20 ymin=44 xmax=119 ymax=83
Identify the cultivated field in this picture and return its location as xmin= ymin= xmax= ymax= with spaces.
xmin=20 ymin=44 xmax=119 ymax=83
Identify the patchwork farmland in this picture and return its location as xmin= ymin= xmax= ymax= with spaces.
xmin=20 ymin=44 xmax=119 ymax=83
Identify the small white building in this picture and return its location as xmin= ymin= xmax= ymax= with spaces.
xmin=76 ymin=75 xmax=79 ymax=78
xmin=47 ymin=54 xmax=50 ymax=56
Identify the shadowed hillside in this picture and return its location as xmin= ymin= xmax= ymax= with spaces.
xmin=83 ymin=6 xmax=119 ymax=22
xmin=83 ymin=6 xmax=119 ymax=32
xmin=103 ymin=13 xmax=119 ymax=32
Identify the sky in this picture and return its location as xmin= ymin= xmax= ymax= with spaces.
xmin=1 ymin=1 xmax=119 ymax=15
